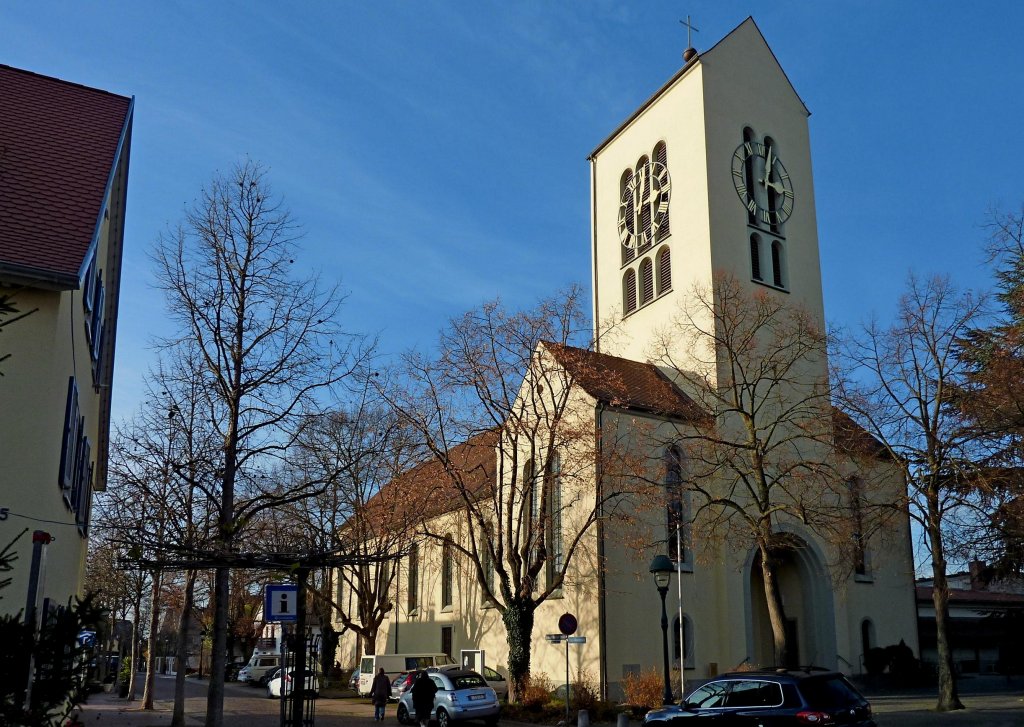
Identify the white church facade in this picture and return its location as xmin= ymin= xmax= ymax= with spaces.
xmin=333 ymin=18 xmax=918 ymax=698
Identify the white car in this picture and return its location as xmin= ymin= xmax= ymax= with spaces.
xmin=430 ymin=664 xmax=508 ymax=700
xmin=265 ymin=667 xmax=321 ymax=699
xmin=398 ymin=669 xmax=500 ymax=727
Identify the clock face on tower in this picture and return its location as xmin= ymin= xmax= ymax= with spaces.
xmin=618 ymin=160 xmax=671 ymax=249
xmin=731 ymin=141 xmax=794 ymax=226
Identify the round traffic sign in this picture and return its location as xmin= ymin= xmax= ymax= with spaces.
xmin=558 ymin=612 xmax=577 ymax=636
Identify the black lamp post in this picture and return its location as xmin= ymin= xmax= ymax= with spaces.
xmin=650 ymin=554 xmax=674 ymax=705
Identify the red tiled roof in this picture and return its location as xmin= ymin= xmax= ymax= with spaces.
xmin=916 ymin=586 xmax=1024 ymax=605
xmin=0 ymin=65 xmax=132 ymax=286
xmin=543 ymin=341 xmax=706 ymax=420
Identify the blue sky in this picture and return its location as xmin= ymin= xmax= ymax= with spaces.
xmin=3 ymin=1 xmax=1022 ymax=423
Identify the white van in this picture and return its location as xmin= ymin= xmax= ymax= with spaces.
xmin=238 ymin=653 xmax=281 ymax=684
xmin=357 ymin=653 xmax=455 ymax=696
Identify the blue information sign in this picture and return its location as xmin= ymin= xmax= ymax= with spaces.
xmin=265 ymin=583 xmax=298 ymax=623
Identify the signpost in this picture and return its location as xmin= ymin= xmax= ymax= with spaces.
xmin=550 ymin=613 xmax=587 ymax=725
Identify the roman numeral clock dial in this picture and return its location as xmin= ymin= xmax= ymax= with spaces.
xmin=617 ymin=160 xmax=671 ymax=249
xmin=731 ymin=141 xmax=794 ymax=226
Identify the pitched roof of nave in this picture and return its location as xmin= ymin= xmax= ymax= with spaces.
xmin=543 ymin=341 xmax=707 ymax=421
xmin=0 ymin=64 xmax=133 ymax=289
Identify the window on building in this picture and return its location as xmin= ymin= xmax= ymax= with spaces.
xmin=441 ymin=626 xmax=453 ymax=658
xmin=482 ymin=536 xmax=495 ymax=605
xmin=623 ymin=269 xmax=637 ymax=314
xmin=672 ymin=614 xmax=695 ymax=669
xmin=620 ymin=169 xmax=636 ymax=266
xmin=771 ymin=240 xmax=786 ymax=288
xmin=407 ymin=543 xmax=419 ymax=613
xmin=665 ymin=446 xmax=691 ymax=567
xmin=743 ymin=127 xmax=757 ymax=226
xmin=636 ymin=155 xmax=652 ymax=251
xmin=441 ymin=538 xmax=454 ymax=609
xmin=848 ymin=477 xmax=869 ymax=576
xmin=639 ymin=257 xmax=654 ymax=305
xmin=656 ymin=246 xmax=671 ymax=296
xmin=861 ymin=619 xmax=875 ymax=658
xmin=59 ymin=377 xmax=81 ymax=495
xmin=750 ymin=235 xmax=762 ymax=281
xmin=545 ymin=453 xmax=563 ymax=589
xmin=654 ymin=141 xmax=670 ymax=241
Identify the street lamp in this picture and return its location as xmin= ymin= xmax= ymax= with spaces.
xmin=650 ymin=554 xmax=674 ymax=705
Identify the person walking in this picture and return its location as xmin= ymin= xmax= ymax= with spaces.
xmin=371 ymin=667 xmax=391 ymax=721
xmin=410 ymin=670 xmax=437 ymax=727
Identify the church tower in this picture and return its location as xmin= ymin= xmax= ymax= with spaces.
xmin=589 ymin=18 xmax=825 ymax=370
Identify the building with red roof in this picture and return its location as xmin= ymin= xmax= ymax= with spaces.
xmin=0 ymin=64 xmax=133 ymax=618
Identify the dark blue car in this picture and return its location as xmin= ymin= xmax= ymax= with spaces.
xmin=642 ymin=669 xmax=875 ymax=726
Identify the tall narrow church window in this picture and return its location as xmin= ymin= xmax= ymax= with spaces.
xmin=441 ymin=538 xmax=454 ymax=609
xmin=764 ymin=136 xmax=781 ymax=234
xmin=637 ymin=155 xmax=652 ymax=251
xmin=656 ymin=246 xmax=672 ymax=296
xmin=742 ymin=127 xmax=757 ymax=226
xmin=481 ymin=524 xmax=496 ymax=605
xmin=771 ymin=240 xmax=786 ymax=288
xmin=750 ymin=235 xmax=762 ymax=281
xmin=545 ymin=453 xmax=563 ymax=588
xmin=665 ymin=446 xmax=691 ymax=566
xmin=407 ymin=543 xmax=419 ymax=613
xmin=654 ymin=142 xmax=671 ymax=240
xmin=639 ymin=258 xmax=654 ymax=305
xmin=623 ymin=270 xmax=637 ymax=314
xmin=847 ymin=477 xmax=869 ymax=576
xmin=620 ymin=169 xmax=636 ymax=265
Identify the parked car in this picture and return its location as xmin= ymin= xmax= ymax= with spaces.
xmin=266 ymin=667 xmax=321 ymax=699
xmin=429 ymin=664 xmax=508 ymax=701
xmin=238 ymin=654 xmax=281 ymax=685
xmin=348 ymin=667 xmax=361 ymax=691
xmin=391 ymin=671 xmax=416 ymax=701
xmin=397 ymin=669 xmax=500 ymax=727
xmin=642 ymin=669 xmax=875 ymax=727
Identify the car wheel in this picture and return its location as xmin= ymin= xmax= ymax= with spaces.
xmin=266 ymin=687 xmax=274 ymax=699
xmin=436 ymin=707 xmax=450 ymax=727
xmin=397 ymin=703 xmax=410 ymax=725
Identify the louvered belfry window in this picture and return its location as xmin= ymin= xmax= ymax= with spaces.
xmin=772 ymin=241 xmax=784 ymax=287
xmin=638 ymin=156 xmax=652 ymax=252
xmin=654 ymin=142 xmax=670 ymax=240
xmin=623 ymin=269 xmax=637 ymax=313
xmin=657 ymin=247 xmax=671 ymax=295
xmin=750 ymin=235 xmax=762 ymax=280
xmin=621 ymin=169 xmax=635 ymax=265
xmin=640 ymin=258 xmax=655 ymax=304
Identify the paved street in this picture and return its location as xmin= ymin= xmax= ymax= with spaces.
xmin=74 ymin=674 xmax=1024 ymax=727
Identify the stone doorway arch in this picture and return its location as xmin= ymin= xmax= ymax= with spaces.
xmin=742 ymin=527 xmax=837 ymax=670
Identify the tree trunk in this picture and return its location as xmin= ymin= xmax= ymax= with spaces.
xmin=759 ymin=545 xmax=789 ymax=668
xmin=172 ymin=569 xmax=197 ymax=727
xmin=142 ymin=569 xmax=162 ymax=709
xmin=502 ymin=600 xmax=535 ymax=703
xmin=128 ymin=599 xmax=141 ymax=701
xmin=928 ymin=515 xmax=964 ymax=711
xmin=205 ymin=566 xmax=230 ymax=727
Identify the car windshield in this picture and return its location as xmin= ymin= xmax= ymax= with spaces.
xmin=452 ymin=674 xmax=487 ymax=689
xmin=686 ymin=681 xmax=728 ymax=708
xmin=800 ymin=675 xmax=863 ymax=708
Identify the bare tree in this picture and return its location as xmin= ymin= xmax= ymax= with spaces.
xmin=384 ymin=287 xmax=636 ymax=700
xmin=833 ymin=274 xmax=991 ymax=711
xmin=150 ymin=159 xmax=364 ymax=726
xmin=649 ymin=273 xmax=881 ymax=669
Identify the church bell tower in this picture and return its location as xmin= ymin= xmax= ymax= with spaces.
xmin=588 ymin=18 xmax=825 ymax=369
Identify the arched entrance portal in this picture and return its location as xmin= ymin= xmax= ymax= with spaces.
xmin=744 ymin=530 xmax=838 ymax=670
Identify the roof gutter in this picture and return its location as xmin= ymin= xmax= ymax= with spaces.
xmin=0 ymin=262 xmax=78 ymax=291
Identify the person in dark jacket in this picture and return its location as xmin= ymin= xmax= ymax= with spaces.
xmin=410 ymin=670 xmax=437 ymax=727
xmin=371 ymin=667 xmax=392 ymax=721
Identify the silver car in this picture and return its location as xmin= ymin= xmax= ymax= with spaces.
xmin=397 ymin=670 xmax=500 ymax=727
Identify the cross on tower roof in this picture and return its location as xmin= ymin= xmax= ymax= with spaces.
xmin=680 ymin=15 xmax=699 ymax=52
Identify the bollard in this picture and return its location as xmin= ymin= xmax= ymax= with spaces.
xmin=616 ymin=712 xmax=630 ymax=727
xmin=577 ymin=709 xmax=590 ymax=727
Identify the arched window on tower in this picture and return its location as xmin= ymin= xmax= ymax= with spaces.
xmin=637 ymin=155 xmax=652 ymax=252
xmin=665 ymin=446 xmax=691 ymax=568
xmin=656 ymin=246 xmax=672 ymax=296
xmin=750 ymin=234 xmax=762 ymax=281
xmin=771 ymin=240 xmax=786 ymax=288
xmin=654 ymin=141 xmax=670 ymax=241
xmin=639 ymin=257 xmax=654 ymax=305
xmin=623 ymin=269 xmax=637 ymax=314
xmin=620 ymin=168 xmax=635 ymax=265
xmin=743 ymin=127 xmax=757 ymax=226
